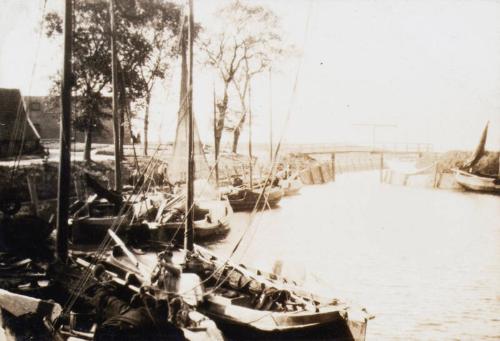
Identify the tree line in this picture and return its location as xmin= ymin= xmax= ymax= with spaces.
xmin=45 ymin=0 xmax=291 ymax=162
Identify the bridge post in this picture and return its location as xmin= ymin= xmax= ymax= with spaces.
xmin=379 ymin=153 xmax=384 ymax=183
xmin=331 ymin=153 xmax=336 ymax=182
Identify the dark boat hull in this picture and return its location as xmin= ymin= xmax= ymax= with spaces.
xmin=227 ymin=188 xmax=284 ymax=212
xmin=203 ymin=312 xmax=367 ymax=341
xmin=151 ymin=218 xmax=231 ymax=243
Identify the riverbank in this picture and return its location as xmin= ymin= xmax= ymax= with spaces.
xmin=0 ymin=158 xmax=158 ymax=220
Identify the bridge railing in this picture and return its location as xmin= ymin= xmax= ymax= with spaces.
xmin=281 ymin=142 xmax=433 ymax=154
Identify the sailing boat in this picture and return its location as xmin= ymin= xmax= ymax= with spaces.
xmin=224 ymin=83 xmax=284 ymax=212
xmin=69 ymin=3 xmax=233 ymax=245
xmin=144 ymin=4 xmax=233 ymax=243
xmin=453 ymin=121 xmax=500 ymax=193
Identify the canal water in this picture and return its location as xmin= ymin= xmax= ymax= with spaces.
xmin=208 ymin=171 xmax=500 ymax=340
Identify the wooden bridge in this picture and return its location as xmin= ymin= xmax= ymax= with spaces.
xmin=279 ymin=142 xmax=434 ymax=183
xmin=281 ymin=142 xmax=433 ymax=155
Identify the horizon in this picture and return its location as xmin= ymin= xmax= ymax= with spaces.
xmin=1 ymin=0 xmax=499 ymax=152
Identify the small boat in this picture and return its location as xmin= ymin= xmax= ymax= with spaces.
xmin=70 ymin=176 xmax=233 ymax=244
xmin=225 ymin=186 xmax=284 ymax=212
xmin=453 ymin=121 xmax=499 ymax=194
xmin=193 ymin=246 xmax=369 ymax=340
xmin=149 ymin=197 xmax=233 ymax=242
xmin=453 ymin=169 xmax=500 ymax=193
xmin=278 ymin=174 xmax=303 ymax=196
xmin=70 ymin=198 xmax=133 ymax=243
xmin=275 ymin=165 xmax=303 ymax=196
xmin=69 ymin=173 xmax=146 ymax=244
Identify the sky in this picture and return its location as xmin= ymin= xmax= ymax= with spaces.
xmin=1 ymin=0 xmax=499 ymax=152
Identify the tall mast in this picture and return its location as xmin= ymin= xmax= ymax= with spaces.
xmin=213 ymin=85 xmax=219 ymax=187
xmin=248 ymin=83 xmax=253 ymax=190
xmin=184 ymin=0 xmax=195 ymax=252
xmin=56 ymin=0 xmax=73 ymax=262
xmin=109 ymin=0 xmax=122 ymax=193
xmin=269 ymin=67 xmax=273 ymax=163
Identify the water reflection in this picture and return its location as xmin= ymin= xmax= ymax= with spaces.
xmin=208 ymin=171 xmax=500 ymax=340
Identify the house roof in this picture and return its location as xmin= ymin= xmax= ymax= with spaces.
xmin=0 ymin=88 xmax=41 ymax=141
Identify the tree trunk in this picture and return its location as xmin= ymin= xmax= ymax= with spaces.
xmin=143 ymin=95 xmax=151 ymax=156
xmin=214 ymin=82 xmax=230 ymax=160
xmin=84 ymin=126 xmax=92 ymax=162
xmin=232 ymin=127 xmax=241 ymax=154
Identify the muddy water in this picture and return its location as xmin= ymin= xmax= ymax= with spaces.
xmin=208 ymin=171 xmax=500 ymax=340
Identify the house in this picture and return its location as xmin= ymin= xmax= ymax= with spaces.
xmin=25 ymin=96 xmax=131 ymax=144
xmin=0 ymin=88 xmax=44 ymax=158
xmin=23 ymin=96 xmax=59 ymax=140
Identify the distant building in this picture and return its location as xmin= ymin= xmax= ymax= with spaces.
xmin=24 ymin=96 xmax=131 ymax=144
xmin=0 ymin=88 xmax=44 ymax=157
xmin=23 ymin=96 xmax=59 ymax=140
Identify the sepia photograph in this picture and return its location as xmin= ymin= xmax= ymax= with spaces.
xmin=0 ymin=0 xmax=499 ymax=340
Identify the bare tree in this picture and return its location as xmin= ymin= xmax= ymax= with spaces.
xmin=199 ymin=0 xmax=289 ymax=155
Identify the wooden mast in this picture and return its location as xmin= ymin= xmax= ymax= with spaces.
xmin=56 ymin=0 xmax=73 ymax=262
xmin=184 ymin=0 xmax=195 ymax=252
xmin=248 ymin=83 xmax=253 ymax=190
xmin=109 ymin=0 xmax=122 ymax=193
xmin=213 ymin=86 xmax=219 ymax=187
xmin=269 ymin=67 xmax=273 ymax=163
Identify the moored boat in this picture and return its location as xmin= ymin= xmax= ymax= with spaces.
xmin=225 ymin=186 xmax=284 ymax=212
xmin=279 ymin=176 xmax=303 ymax=196
xmin=149 ymin=198 xmax=233 ymax=242
xmin=453 ymin=121 xmax=499 ymax=194
xmin=102 ymin=241 xmax=370 ymax=341
xmin=453 ymin=169 xmax=500 ymax=194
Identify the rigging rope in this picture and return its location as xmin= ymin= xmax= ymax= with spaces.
xmin=191 ymin=0 xmax=316 ymax=293
xmin=60 ymin=4 xmax=191 ymax=314
xmin=61 ymin=0 xmax=314 ymax=314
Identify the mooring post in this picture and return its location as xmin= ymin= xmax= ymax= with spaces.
xmin=432 ymin=164 xmax=438 ymax=188
xmin=27 ymin=176 xmax=39 ymax=216
xmin=331 ymin=153 xmax=336 ymax=182
xmin=379 ymin=153 xmax=384 ymax=183
xmin=75 ymin=178 xmax=82 ymax=201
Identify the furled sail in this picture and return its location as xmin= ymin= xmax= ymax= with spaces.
xmin=462 ymin=121 xmax=489 ymax=170
xmin=168 ymin=111 xmax=211 ymax=184
xmin=168 ymin=16 xmax=212 ymax=190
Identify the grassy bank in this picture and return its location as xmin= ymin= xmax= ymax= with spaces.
xmin=0 ymin=158 xmax=158 ymax=204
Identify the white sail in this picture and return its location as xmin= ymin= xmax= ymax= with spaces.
xmin=168 ymin=111 xmax=211 ymax=184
